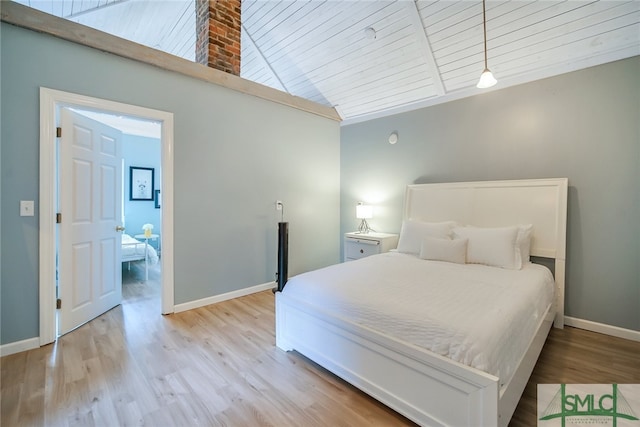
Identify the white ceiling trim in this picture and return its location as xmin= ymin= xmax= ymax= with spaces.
xmin=64 ymin=0 xmax=129 ymax=19
xmin=242 ymin=23 xmax=289 ymax=93
xmin=405 ymin=0 xmax=445 ymax=97
xmin=333 ymin=104 xmax=345 ymax=121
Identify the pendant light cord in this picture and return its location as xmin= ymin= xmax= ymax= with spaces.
xmin=482 ymin=0 xmax=488 ymax=70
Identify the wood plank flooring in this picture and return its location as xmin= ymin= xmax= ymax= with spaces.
xmin=2 ymin=262 xmax=639 ymax=426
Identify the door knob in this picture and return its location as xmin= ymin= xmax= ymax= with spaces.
xmin=115 ymin=226 xmax=125 ymax=232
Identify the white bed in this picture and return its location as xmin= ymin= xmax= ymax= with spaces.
xmin=275 ymin=178 xmax=568 ymax=427
xmin=121 ymin=233 xmax=158 ymax=280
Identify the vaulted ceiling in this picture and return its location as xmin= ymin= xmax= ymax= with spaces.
xmin=13 ymin=0 xmax=640 ymax=123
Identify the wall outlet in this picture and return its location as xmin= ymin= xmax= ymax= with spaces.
xmin=275 ymin=200 xmax=283 ymax=210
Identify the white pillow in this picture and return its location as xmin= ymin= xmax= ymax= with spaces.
xmin=419 ymin=237 xmax=467 ymax=264
xmin=396 ymin=219 xmax=456 ymax=254
xmin=453 ymin=226 xmax=520 ymax=269
xmin=516 ymin=224 xmax=533 ymax=266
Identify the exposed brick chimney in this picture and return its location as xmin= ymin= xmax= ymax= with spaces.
xmin=195 ymin=0 xmax=241 ymax=75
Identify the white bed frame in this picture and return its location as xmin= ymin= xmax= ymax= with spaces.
xmin=121 ymin=237 xmax=151 ymax=280
xmin=276 ymin=178 xmax=568 ymax=427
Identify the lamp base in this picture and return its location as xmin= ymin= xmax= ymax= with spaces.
xmin=357 ymin=219 xmax=371 ymax=234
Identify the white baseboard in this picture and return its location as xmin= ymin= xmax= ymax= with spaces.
xmin=0 ymin=337 xmax=40 ymax=357
xmin=564 ymin=316 xmax=640 ymax=342
xmin=174 ymin=282 xmax=276 ymax=313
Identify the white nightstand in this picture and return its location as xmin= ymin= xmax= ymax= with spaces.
xmin=344 ymin=232 xmax=399 ymax=262
xmin=134 ymin=233 xmax=158 ymax=246
xmin=134 ymin=234 xmax=159 ymax=280
xmin=134 ymin=233 xmax=159 ymax=254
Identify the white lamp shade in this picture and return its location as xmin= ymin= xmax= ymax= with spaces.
xmin=477 ymin=69 xmax=497 ymax=88
xmin=356 ymin=204 xmax=373 ymax=219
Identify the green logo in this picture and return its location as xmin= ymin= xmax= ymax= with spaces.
xmin=539 ymin=384 xmax=639 ymax=426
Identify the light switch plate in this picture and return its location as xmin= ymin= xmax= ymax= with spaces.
xmin=20 ymin=200 xmax=35 ymax=216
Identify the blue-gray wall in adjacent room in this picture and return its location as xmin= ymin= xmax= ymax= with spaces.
xmin=1 ymin=23 xmax=340 ymax=345
xmin=123 ymin=134 xmax=161 ymax=248
xmin=341 ymin=56 xmax=640 ymax=332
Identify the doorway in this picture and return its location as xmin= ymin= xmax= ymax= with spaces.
xmin=39 ymin=88 xmax=175 ymax=346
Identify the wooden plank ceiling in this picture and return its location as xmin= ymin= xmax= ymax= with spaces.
xmin=14 ymin=0 xmax=640 ymax=123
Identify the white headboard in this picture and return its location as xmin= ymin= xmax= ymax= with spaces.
xmin=404 ymin=178 xmax=568 ymax=326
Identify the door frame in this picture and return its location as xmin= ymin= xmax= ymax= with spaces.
xmin=39 ymin=87 xmax=175 ymax=346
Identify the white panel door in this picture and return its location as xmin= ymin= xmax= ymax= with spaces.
xmin=58 ymin=108 xmax=123 ymax=336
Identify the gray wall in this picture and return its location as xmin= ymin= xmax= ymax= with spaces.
xmin=1 ymin=23 xmax=340 ymax=345
xmin=341 ymin=57 xmax=640 ymax=331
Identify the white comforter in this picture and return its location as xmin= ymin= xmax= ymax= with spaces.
xmin=281 ymin=251 xmax=554 ymax=384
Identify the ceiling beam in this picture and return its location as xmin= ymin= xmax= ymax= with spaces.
xmin=405 ymin=1 xmax=446 ymax=96
xmin=241 ymin=23 xmax=290 ymax=94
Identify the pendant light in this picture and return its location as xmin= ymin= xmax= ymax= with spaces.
xmin=477 ymin=0 xmax=497 ymax=88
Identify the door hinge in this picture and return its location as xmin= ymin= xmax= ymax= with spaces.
xmin=56 ymin=299 xmax=62 ymax=309
xmin=56 ymin=213 xmax=62 ymax=223
xmin=56 ymin=127 xmax=62 ymax=138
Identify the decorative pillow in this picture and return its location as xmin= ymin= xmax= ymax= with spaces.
xmin=419 ymin=237 xmax=467 ymax=264
xmin=396 ymin=219 xmax=456 ymax=255
xmin=516 ymin=224 xmax=533 ymax=266
xmin=453 ymin=225 xmax=520 ymax=269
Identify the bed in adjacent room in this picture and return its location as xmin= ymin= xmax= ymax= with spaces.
xmin=275 ymin=178 xmax=568 ymax=427
xmin=121 ymin=233 xmax=159 ymax=280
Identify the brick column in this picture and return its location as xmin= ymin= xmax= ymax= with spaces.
xmin=195 ymin=0 xmax=241 ymax=76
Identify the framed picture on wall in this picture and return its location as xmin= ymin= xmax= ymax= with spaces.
xmin=154 ymin=190 xmax=161 ymax=209
xmin=130 ymin=166 xmax=154 ymax=201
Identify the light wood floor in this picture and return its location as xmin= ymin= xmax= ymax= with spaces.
xmin=2 ymin=263 xmax=639 ymax=426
